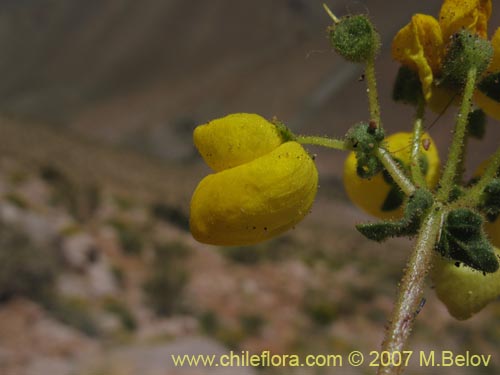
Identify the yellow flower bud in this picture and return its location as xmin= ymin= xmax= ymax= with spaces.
xmin=190 ymin=115 xmax=318 ymax=246
xmin=193 ymin=113 xmax=283 ymax=172
xmin=431 ymin=249 xmax=500 ymax=320
xmin=343 ymin=132 xmax=440 ymax=219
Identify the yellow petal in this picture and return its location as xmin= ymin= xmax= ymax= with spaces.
xmin=190 ymin=141 xmax=318 ymax=246
xmin=392 ymin=14 xmax=444 ymax=101
xmin=487 ymin=27 xmax=500 ymax=72
xmin=343 ymin=132 xmax=440 ymax=220
xmin=474 ymin=90 xmax=500 ymax=121
xmin=431 ymin=250 xmax=500 ymax=320
xmin=194 ymin=113 xmax=283 ymax=172
xmin=439 ymin=0 xmax=492 ymax=40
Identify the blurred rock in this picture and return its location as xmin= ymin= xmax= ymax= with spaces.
xmin=0 ymin=298 xmax=98 ymax=374
xmin=0 ymin=202 xmax=57 ymax=245
xmin=60 ymin=232 xmax=99 ymax=271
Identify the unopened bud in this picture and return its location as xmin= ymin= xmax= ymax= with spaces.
xmin=442 ymin=30 xmax=493 ymax=87
xmin=329 ymin=15 xmax=380 ymax=63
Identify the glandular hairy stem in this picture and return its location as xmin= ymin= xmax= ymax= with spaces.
xmin=437 ymin=68 xmax=477 ymax=202
xmin=378 ymin=207 xmax=444 ymax=375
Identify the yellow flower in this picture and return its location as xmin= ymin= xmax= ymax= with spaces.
xmin=343 ymin=132 xmax=440 ymax=220
xmin=431 ymin=249 xmax=500 ymax=320
xmin=392 ymin=0 xmax=500 ymax=118
xmin=190 ymin=113 xmax=318 ymax=246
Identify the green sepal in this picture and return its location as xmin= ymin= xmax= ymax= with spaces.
xmin=356 ymin=189 xmax=433 ymax=242
xmin=477 ymin=72 xmax=500 ymax=102
xmin=381 ymin=187 xmax=405 ymax=212
xmin=479 ymin=178 xmax=500 ymax=222
xmin=328 ymin=15 xmax=380 ymax=63
xmin=345 ymin=122 xmax=385 ymax=179
xmin=272 ymin=119 xmax=296 ymax=142
xmin=437 ymin=208 xmax=499 ymax=273
xmin=356 ymin=221 xmax=407 ymax=242
xmin=441 ymin=30 xmax=493 ymax=88
xmin=467 ymin=109 xmax=487 ymax=140
xmin=356 ymin=156 xmax=382 ymax=178
xmin=392 ymin=66 xmax=423 ymax=105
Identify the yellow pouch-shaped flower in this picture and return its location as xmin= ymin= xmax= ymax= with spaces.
xmin=343 ymin=132 xmax=440 ymax=220
xmin=432 ymin=250 xmax=500 ymax=320
xmin=194 ymin=113 xmax=283 ymax=172
xmin=439 ymin=0 xmax=492 ymax=40
xmin=190 ymin=141 xmax=318 ymax=246
xmin=392 ymin=14 xmax=444 ymax=101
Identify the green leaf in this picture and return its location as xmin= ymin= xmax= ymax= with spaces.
xmin=381 ymin=187 xmax=404 ymax=212
xmin=467 ymin=109 xmax=487 ymax=139
xmin=357 ymin=189 xmax=433 ymax=242
xmin=437 ymin=209 xmax=499 ymax=273
xmin=392 ymin=66 xmax=423 ymax=105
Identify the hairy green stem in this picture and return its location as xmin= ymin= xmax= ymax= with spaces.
xmin=378 ymin=208 xmax=444 ymax=375
xmin=376 ymin=147 xmax=415 ymax=196
xmin=437 ymin=68 xmax=477 ymax=202
xmin=295 ymin=135 xmax=348 ymax=150
xmin=365 ymin=58 xmax=382 ymax=129
xmin=410 ymin=100 xmax=426 ymax=187
xmin=297 ymin=135 xmax=414 ymax=195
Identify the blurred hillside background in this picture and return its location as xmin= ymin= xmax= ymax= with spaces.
xmin=0 ymin=1 xmax=499 ymax=374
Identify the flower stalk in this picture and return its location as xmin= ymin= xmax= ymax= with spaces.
xmin=410 ymin=100 xmax=427 ymax=188
xmin=378 ymin=208 xmax=444 ymax=375
xmin=437 ymin=68 xmax=477 ymax=202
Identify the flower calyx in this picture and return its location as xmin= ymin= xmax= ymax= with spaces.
xmin=441 ymin=29 xmax=493 ymax=88
xmin=345 ymin=122 xmax=385 ymax=178
xmin=328 ymin=14 xmax=381 ymax=63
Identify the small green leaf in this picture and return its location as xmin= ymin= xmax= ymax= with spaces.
xmin=357 ymin=189 xmax=433 ymax=242
xmin=437 ymin=209 xmax=499 ymax=273
xmin=467 ymin=109 xmax=487 ymax=139
xmin=392 ymin=66 xmax=423 ymax=105
xmin=381 ymin=187 xmax=404 ymax=212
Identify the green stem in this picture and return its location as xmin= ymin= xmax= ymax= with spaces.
xmin=410 ymin=100 xmax=426 ymax=188
xmin=365 ymin=58 xmax=382 ymax=129
xmin=376 ymin=147 xmax=415 ymax=196
xmin=437 ymin=68 xmax=477 ymax=202
xmin=297 ymin=135 xmax=415 ymax=196
xmin=377 ymin=207 xmax=444 ymax=375
xmin=295 ymin=135 xmax=348 ymax=150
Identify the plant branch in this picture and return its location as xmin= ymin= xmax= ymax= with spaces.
xmin=365 ymin=58 xmax=382 ymax=130
xmin=297 ymin=134 xmax=415 ymax=196
xmin=437 ymin=68 xmax=477 ymax=202
xmin=295 ymin=135 xmax=348 ymax=150
xmin=410 ymin=100 xmax=427 ymax=188
xmin=377 ymin=207 xmax=444 ymax=375
xmin=376 ymin=147 xmax=416 ymax=196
